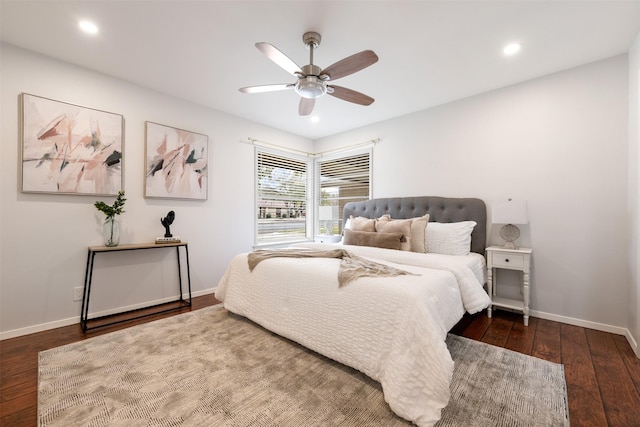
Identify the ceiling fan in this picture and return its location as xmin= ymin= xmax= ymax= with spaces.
xmin=239 ymin=31 xmax=378 ymax=116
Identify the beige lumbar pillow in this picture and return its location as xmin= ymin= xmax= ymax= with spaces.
xmin=343 ymin=229 xmax=404 ymax=250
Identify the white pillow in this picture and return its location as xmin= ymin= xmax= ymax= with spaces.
xmin=425 ymin=221 xmax=477 ymax=256
xmin=344 ymin=217 xmax=352 ymax=230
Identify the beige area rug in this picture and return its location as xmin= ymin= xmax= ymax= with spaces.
xmin=38 ymin=306 xmax=570 ymax=426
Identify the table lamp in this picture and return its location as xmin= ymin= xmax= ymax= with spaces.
xmin=319 ymin=206 xmax=334 ymax=235
xmin=492 ymin=199 xmax=528 ymax=249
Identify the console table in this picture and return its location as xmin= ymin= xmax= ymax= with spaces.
xmin=81 ymin=242 xmax=192 ymax=332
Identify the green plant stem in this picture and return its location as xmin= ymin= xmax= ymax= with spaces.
xmin=108 ymin=218 xmax=114 ymax=245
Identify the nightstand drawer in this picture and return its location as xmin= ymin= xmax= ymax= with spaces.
xmin=491 ymin=253 xmax=524 ymax=269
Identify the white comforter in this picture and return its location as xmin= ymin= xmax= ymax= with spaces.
xmin=215 ymin=243 xmax=490 ymax=426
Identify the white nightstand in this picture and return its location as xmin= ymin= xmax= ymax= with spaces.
xmin=486 ymin=246 xmax=533 ymax=326
xmin=314 ymin=234 xmax=342 ymax=243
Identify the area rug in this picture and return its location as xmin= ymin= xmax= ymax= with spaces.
xmin=38 ymin=306 xmax=570 ymax=426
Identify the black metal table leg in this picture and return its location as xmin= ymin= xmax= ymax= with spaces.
xmin=81 ymin=249 xmax=96 ymax=332
xmin=184 ymin=244 xmax=192 ymax=305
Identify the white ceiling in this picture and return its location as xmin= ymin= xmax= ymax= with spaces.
xmin=2 ymin=1 xmax=640 ymax=140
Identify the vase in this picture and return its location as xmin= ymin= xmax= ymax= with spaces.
xmin=103 ymin=217 xmax=120 ymax=247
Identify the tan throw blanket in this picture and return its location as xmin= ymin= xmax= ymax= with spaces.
xmin=247 ymin=249 xmax=418 ymax=287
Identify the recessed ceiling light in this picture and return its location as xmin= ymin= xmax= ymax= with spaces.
xmin=311 ymin=116 xmax=320 ymax=123
xmin=503 ymin=42 xmax=521 ymax=56
xmin=78 ymin=20 xmax=98 ymax=35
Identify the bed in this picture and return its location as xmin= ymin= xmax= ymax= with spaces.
xmin=215 ymin=196 xmax=491 ymax=426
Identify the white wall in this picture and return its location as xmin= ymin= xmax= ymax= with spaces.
xmin=1 ymin=43 xmax=634 ymax=342
xmin=629 ymin=33 xmax=640 ymax=354
xmin=317 ymin=55 xmax=630 ymax=333
xmin=0 ymin=44 xmax=313 ymax=338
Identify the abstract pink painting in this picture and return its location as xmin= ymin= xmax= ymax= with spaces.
xmin=20 ymin=93 xmax=124 ymax=195
xmin=144 ymin=122 xmax=208 ymax=200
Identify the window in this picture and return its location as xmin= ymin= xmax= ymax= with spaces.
xmin=316 ymin=150 xmax=371 ymax=235
xmin=256 ymin=149 xmax=310 ymax=245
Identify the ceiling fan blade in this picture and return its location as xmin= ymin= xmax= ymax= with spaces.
xmin=328 ymin=85 xmax=374 ymax=106
xmin=299 ymin=97 xmax=315 ymax=116
xmin=239 ymin=84 xmax=293 ymax=94
xmin=256 ymin=42 xmax=302 ymax=76
xmin=320 ymin=50 xmax=378 ymax=81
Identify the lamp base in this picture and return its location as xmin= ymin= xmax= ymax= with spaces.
xmin=324 ymin=219 xmax=333 ymax=235
xmin=499 ymin=224 xmax=520 ymax=249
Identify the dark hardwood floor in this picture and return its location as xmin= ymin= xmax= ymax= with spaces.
xmin=2 ymin=295 xmax=640 ymax=426
xmin=450 ymin=311 xmax=640 ymax=426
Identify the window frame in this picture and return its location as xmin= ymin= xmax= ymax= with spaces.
xmin=314 ymin=148 xmax=372 ymax=236
xmin=254 ymin=146 xmax=312 ymax=247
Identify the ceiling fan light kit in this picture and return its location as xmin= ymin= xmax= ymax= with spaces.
xmin=239 ymin=31 xmax=378 ymax=116
xmin=295 ymin=76 xmax=326 ymax=99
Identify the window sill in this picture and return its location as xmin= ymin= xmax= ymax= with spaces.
xmin=253 ymin=238 xmax=314 ymax=250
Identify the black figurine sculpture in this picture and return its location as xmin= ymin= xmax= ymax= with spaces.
xmin=161 ymin=211 xmax=175 ymax=238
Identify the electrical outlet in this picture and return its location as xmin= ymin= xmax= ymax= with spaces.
xmin=73 ymin=286 xmax=84 ymax=301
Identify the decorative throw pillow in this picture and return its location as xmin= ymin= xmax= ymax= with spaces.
xmin=343 ymin=229 xmax=404 ymax=250
xmin=375 ymin=218 xmax=413 ymax=251
xmin=408 ymin=214 xmax=429 ymax=253
xmin=375 ymin=214 xmax=429 ymax=252
xmin=425 ymin=221 xmax=477 ymax=256
xmin=348 ymin=215 xmax=377 ymax=232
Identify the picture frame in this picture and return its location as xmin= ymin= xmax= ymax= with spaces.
xmin=144 ymin=121 xmax=208 ymax=200
xmin=20 ymin=93 xmax=124 ymax=195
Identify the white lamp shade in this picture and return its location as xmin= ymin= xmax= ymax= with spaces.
xmin=318 ymin=206 xmax=334 ymax=220
xmin=492 ymin=200 xmax=528 ymax=225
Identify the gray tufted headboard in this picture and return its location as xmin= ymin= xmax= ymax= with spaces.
xmin=342 ymin=196 xmax=487 ymax=255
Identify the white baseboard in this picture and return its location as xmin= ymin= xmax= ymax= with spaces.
xmin=3 ymin=291 xmax=638 ymax=359
xmin=530 ymin=309 xmax=638 ymax=358
xmin=530 ymin=309 xmax=628 ymax=335
xmin=625 ymin=329 xmax=640 ymax=358
xmin=0 ymin=287 xmax=218 ymax=341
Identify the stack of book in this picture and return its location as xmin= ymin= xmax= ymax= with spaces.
xmin=155 ymin=236 xmax=181 ymax=244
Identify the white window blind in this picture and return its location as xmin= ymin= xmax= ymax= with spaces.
xmin=316 ymin=150 xmax=371 ymax=235
xmin=256 ymin=149 xmax=309 ymax=244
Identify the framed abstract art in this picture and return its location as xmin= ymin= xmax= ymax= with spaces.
xmin=20 ymin=93 xmax=124 ymax=195
xmin=144 ymin=121 xmax=208 ymax=200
